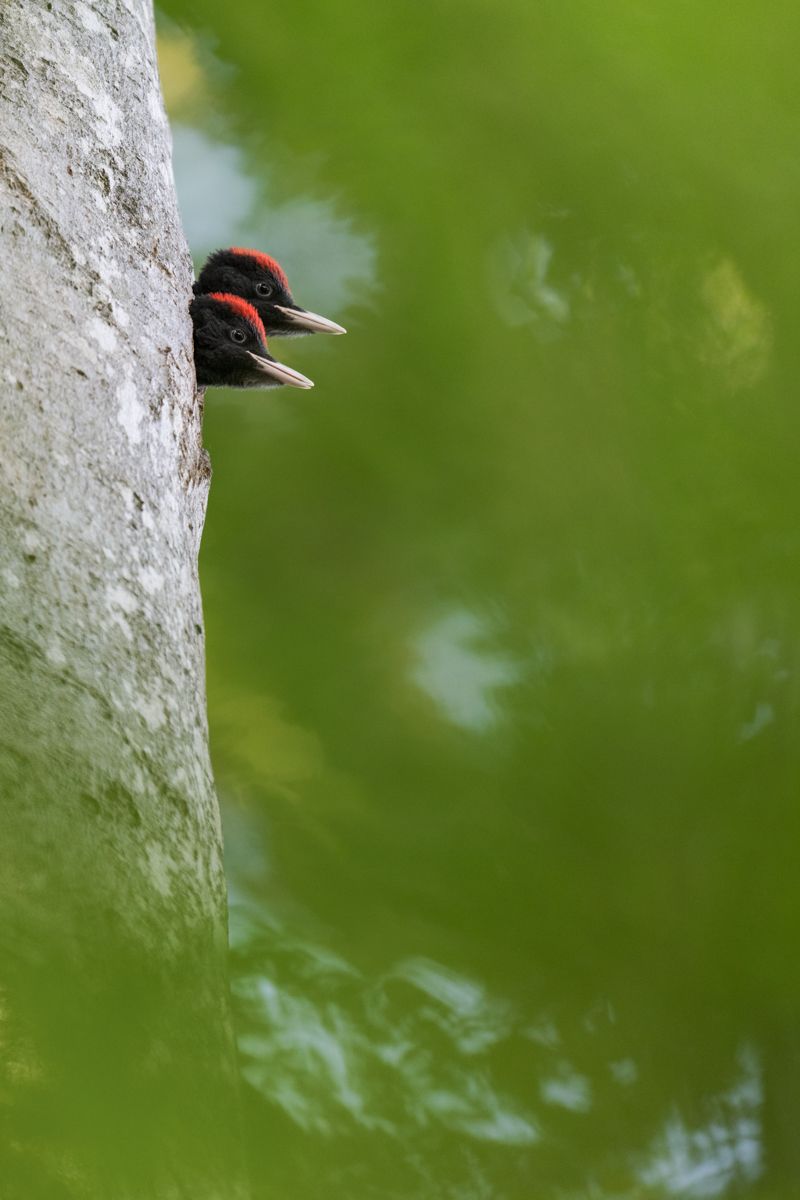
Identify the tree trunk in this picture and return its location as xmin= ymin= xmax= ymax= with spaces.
xmin=0 ymin=2 xmax=248 ymax=1196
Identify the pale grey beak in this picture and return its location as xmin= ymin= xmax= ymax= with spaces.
xmin=247 ymin=352 xmax=314 ymax=389
xmin=273 ymin=305 xmax=347 ymax=335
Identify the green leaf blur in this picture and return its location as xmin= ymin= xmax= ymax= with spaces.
xmin=158 ymin=3 xmax=800 ymax=1196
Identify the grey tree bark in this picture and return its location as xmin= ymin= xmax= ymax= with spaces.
xmin=0 ymin=2 xmax=249 ymax=1196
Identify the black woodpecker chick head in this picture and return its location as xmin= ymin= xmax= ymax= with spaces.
xmin=191 ymin=293 xmax=314 ymax=390
xmin=193 ymin=247 xmax=347 ymax=339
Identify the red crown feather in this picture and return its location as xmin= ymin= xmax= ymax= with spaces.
xmin=208 ymin=293 xmax=267 ymax=345
xmin=230 ymin=247 xmax=290 ymax=291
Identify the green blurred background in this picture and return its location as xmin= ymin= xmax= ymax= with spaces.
xmin=156 ymin=3 xmax=800 ymax=1196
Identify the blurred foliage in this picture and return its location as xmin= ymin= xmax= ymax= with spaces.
xmin=157 ymin=3 xmax=800 ymax=1196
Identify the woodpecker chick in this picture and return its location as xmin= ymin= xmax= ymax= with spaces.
xmin=191 ymin=293 xmax=314 ymax=389
xmin=193 ymin=247 xmax=347 ymax=338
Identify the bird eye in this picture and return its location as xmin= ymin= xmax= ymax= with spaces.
xmin=230 ymin=328 xmax=246 ymax=344
xmin=256 ymin=281 xmax=274 ymax=298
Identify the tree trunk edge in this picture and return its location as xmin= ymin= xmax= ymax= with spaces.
xmin=0 ymin=1 xmax=249 ymax=1195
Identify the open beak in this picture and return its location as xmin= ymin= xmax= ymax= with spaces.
xmin=273 ymin=304 xmax=347 ymax=335
xmin=247 ymin=352 xmax=314 ymax=389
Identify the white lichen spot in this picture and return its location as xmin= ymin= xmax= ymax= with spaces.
xmin=78 ymin=5 xmax=104 ymax=33
xmin=145 ymin=842 xmax=174 ymax=897
xmin=158 ymin=402 xmax=174 ymax=449
xmin=96 ymin=255 xmax=121 ymax=284
xmin=2 ymin=568 xmax=21 ymax=589
xmin=147 ymin=89 xmax=165 ymax=125
xmin=139 ymin=566 xmax=164 ymax=596
xmin=136 ymin=695 xmax=166 ymax=731
xmin=70 ymin=57 xmax=123 ymax=145
xmin=88 ymin=315 xmax=117 ymax=353
xmin=22 ymin=530 xmax=42 ymax=554
xmin=113 ymin=302 xmax=130 ymax=329
xmin=108 ymin=612 xmax=133 ymax=641
xmin=117 ymin=379 xmax=146 ymax=444
xmin=131 ymin=764 xmax=147 ymax=794
xmin=171 ymin=769 xmax=190 ymax=799
xmin=106 ymin=584 xmax=139 ymax=614
xmin=45 ymin=639 xmax=67 ymax=668
xmin=92 ymin=92 xmax=123 ymax=145
xmin=91 ymin=235 xmax=121 ymax=281
xmin=118 ymin=485 xmax=135 ymax=514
